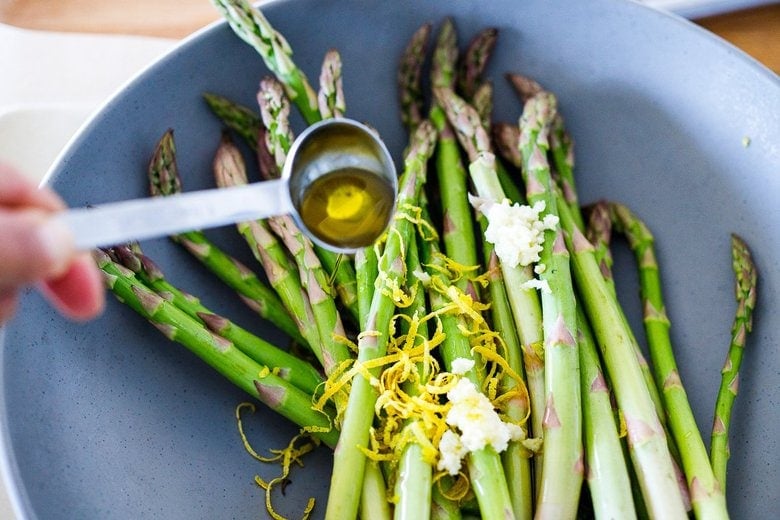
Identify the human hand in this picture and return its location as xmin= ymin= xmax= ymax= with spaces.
xmin=0 ymin=163 xmax=104 ymax=324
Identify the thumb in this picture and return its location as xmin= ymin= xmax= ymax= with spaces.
xmin=0 ymin=210 xmax=76 ymax=287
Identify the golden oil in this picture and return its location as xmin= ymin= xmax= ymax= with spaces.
xmin=299 ymin=167 xmax=395 ymax=249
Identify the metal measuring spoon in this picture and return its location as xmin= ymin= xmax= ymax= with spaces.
xmin=57 ymin=118 xmax=397 ymax=254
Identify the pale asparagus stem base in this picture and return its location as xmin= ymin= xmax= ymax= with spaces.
xmin=710 ymin=234 xmax=757 ymax=492
xmin=557 ymin=199 xmax=688 ymax=519
xmin=517 ymin=92 xmax=582 ymax=519
xmin=610 ymin=202 xmax=729 ymax=519
xmin=578 ymin=309 xmax=637 ymax=519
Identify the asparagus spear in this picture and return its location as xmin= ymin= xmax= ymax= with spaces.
xmin=392 ymin=235 xmax=434 ymax=520
xmin=610 ymin=202 xmax=728 ymax=519
xmin=108 ymin=243 xmax=323 ymax=396
xmin=147 ymin=130 xmax=305 ymax=346
xmin=325 ymin=121 xmax=438 ymax=520
xmin=211 ymin=0 xmax=320 ymax=124
xmin=257 ymin=76 xmax=360 ymax=324
xmin=710 ymin=234 xmax=757 ymax=492
xmin=428 ymin=18 xmax=481 ymax=300
xmin=517 ymin=92 xmax=583 ymax=519
xmin=435 ymin=86 xmax=546 ymax=491
xmin=432 ymin=24 xmax=532 ymax=517
xmin=556 ymin=198 xmax=688 ymax=518
xmin=203 ymin=92 xmax=262 ymax=152
xmin=213 ymin=131 xmax=347 ymax=381
xmin=256 ymin=77 xmax=353 ymax=378
xmin=94 ymin=249 xmax=338 ymax=448
xmin=416 ymin=196 xmax=517 ymax=520
xmin=577 ymin=309 xmax=637 ymax=519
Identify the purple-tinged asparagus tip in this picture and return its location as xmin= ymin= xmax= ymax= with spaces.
xmin=458 ymin=27 xmax=499 ymax=99
xmin=148 ymin=129 xmax=181 ymax=197
xmin=431 ymin=17 xmax=457 ymax=90
xmin=213 ymin=131 xmax=249 ymax=189
xmin=505 ymin=73 xmax=544 ymax=102
xmin=492 ymin=122 xmax=523 ymax=169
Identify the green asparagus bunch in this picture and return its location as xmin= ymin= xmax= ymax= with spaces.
xmin=96 ymin=4 xmax=760 ymax=519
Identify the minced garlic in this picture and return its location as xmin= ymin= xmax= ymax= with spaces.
xmin=451 ymin=357 xmax=475 ymax=375
xmin=438 ymin=378 xmax=524 ymax=475
xmin=474 ymin=198 xmax=559 ymax=270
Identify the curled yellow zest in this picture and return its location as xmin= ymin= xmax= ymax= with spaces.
xmin=235 ymin=404 xmax=318 ymax=520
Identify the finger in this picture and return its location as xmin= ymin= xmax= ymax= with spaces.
xmin=38 ymin=253 xmax=105 ymax=321
xmin=0 ymin=210 xmax=76 ymax=286
xmin=0 ymin=163 xmax=64 ymax=211
xmin=0 ymin=289 xmax=19 ymax=325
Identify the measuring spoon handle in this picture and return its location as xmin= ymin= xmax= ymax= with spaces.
xmin=57 ymin=180 xmax=291 ymax=251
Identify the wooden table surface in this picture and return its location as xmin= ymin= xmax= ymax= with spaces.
xmin=1 ymin=0 xmax=779 ymax=74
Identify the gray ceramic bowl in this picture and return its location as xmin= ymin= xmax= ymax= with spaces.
xmin=2 ymin=0 xmax=778 ymax=518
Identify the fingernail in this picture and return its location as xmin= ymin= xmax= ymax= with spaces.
xmin=36 ymin=217 xmax=76 ymax=277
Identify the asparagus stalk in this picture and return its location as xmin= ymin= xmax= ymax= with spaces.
xmin=256 ymin=77 xmax=353 ymax=378
xmin=436 ymin=29 xmax=532 ymax=516
xmin=480 ymin=227 xmax=534 ymax=520
xmin=325 ymin=121 xmax=438 ymax=520
xmin=556 ymin=198 xmax=688 ymax=519
xmin=257 ymin=77 xmax=360 ymax=324
xmin=211 ymin=0 xmax=320 ymax=124
xmin=427 ymin=18 xmax=480 ymax=300
xmin=577 ymin=309 xmax=637 ymax=519
xmin=214 ymin=131 xmax=350 ymax=374
xmin=710 ymin=234 xmax=757 ymax=492
xmin=108 ymin=243 xmax=323 ymax=396
xmin=212 ymin=132 xmax=324 ymax=357
xmin=435 ymin=86 xmax=546 ymax=482
xmin=392 ymin=235 xmax=433 ymax=520
xmin=147 ymin=130 xmax=305 ymax=346
xmin=608 ymin=202 xmax=730 ymax=518
xmin=94 ymin=249 xmax=338 ymax=448
xmin=416 ymin=198 xmax=516 ymax=520
xmin=516 ymin=92 xmax=583 ymax=519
